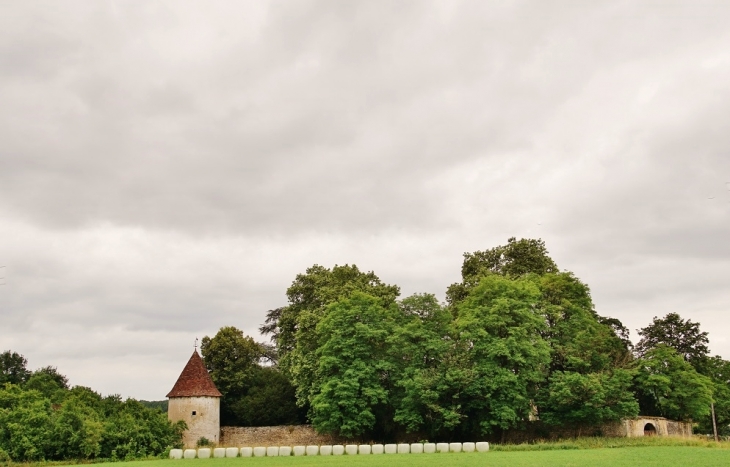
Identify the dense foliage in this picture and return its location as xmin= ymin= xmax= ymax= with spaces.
xmin=200 ymin=327 xmax=304 ymax=427
xmin=634 ymin=314 xmax=730 ymax=435
xmin=0 ymin=352 xmax=184 ymax=463
xmin=255 ymin=238 xmax=728 ymax=441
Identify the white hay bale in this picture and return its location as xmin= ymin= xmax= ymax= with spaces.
xmin=169 ymin=449 xmax=183 ymax=459
xmin=410 ymin=443 xmax=423 ymax=454
xmin=358 ymin=445 xmax=371 ymax=455
xmin=476 ymin=442 xmax=489 ymax=452
xmin=197 ymin=448 xmax=211 ymax=459
xmin=397 ymin=444 xmax=410 ymax=454
xmin=293 ymin=446 xmax=306 ymax=456
xmin=371 ymin=444 xmax=384 ymax=454
xmin=436 ymin=443 xmax=449 ymax=453
xmin=253 ymin=447 xmax=266 ymax=457
xmin=449 ymin=443 xmax=462 ymax=453
xmin=306 ymin=445 xmax=319 ymax=456
xmin=462 ymin=442 xmax=475 ymax=452
xmin=183 ymin=449 xmax=197 ymax=459
xmin=345 ymin=445 xmax=358 ymax=455
xmin=240 ymin=447 xmax=253 ymax=457
xmin=279 ymin=446 xmax=292 ymax=457
xmin=384 ymin=444 xmax=397 ymax=454
xmin=320 ymin=445 xmax=333 ymax=456
xmin=266 ymin=447 xmax=279 ymax=457
xmin=213 ymin=448 xmax=226 ymax=458
xmin=423 ymin=443 xmax=436 ymax=454
xmin=332 ymin=445 xmax=345 ymax=455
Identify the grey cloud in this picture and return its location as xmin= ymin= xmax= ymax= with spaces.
xmin=2 ymin=1 xmax=730 ymax=398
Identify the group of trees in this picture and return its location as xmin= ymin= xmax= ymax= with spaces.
xmin=0 ymin=351 xmax=184 ymax=463
xmin=203 ymin=238 xmax=728 ymax=442
xmin=199 ymin=327 xmax=305 ymax=427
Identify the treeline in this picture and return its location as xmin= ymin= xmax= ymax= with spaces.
xmin=203 ymin=238 xmax=729 ymax=441
xmin=0 ymin=353 xmax=184 ymax=463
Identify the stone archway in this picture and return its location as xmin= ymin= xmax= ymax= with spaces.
xmin=644 ymin=423 xmax=657 ymax=436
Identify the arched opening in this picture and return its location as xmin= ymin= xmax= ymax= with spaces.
xmin=644 ymin=423 xmax=657 ymax=436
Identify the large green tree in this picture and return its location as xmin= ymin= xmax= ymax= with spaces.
xmin=201 ymin=326 xmax=302 ymax=426
xmin=456 ymin=274 xmax=551 ymax=435
xmin=308 ymin=292 xmax=395 ymax=438
xmin=388 ymin=294 xmax=469 ymax=439
xmin=262 ymin=264 xmax=399 ymax=415
xmin=634 ymin=345 xmax=713 ymax=421
xmin=530 ymin=272 xmax=637 ymax=428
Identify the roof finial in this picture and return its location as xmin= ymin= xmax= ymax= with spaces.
xmin=194 ymin=337 xmax=198 ymax=351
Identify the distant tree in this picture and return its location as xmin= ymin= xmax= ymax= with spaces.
xmin=0 ymin=351 xmax=31 ymax=386
xmin=446 ymin=238 xmax=558 ymax=305
xmin=33 ymin=366 xmax=69 ymax=389
xmin=634 ymin=345 xmax=713 ymax=421
xmin=635 ymin=313 xmax=709 ymax=369
xmin=24 ymin=372 xmax=65 ymax=403
xmin=139 ymin=400 xmax=169 ymax=412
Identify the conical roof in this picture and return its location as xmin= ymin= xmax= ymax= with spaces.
xmin=166 ymin=350 xmax=222 ymax=398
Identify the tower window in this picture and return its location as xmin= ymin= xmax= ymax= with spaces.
xmin=192 ymin=411 xmax=197 ymax=416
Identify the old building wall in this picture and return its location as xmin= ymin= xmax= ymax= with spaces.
xmin=168 ymin=396 xmax=220 ymax=447
xmin=220 ymin=425 xmax=344 ymax=447
xmin=666 ymin=419 xmax=693 ymax=437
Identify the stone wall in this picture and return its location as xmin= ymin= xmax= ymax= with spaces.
xmin=500 ymin=417 xmax=692 ymax=443
xmin=220 ymin=425 xmax=345 ymax=447
xmin=624 ymin=416 xmax=692 ymax=438
xmin=220 ymin=416 xmax=692 ymax=447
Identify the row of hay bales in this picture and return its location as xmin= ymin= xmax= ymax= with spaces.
xmin=170 ymin=442 xmax=490 ymax=459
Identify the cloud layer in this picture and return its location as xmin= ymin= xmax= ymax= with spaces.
xmin=1 ymin=1 xmax=729 ymax=399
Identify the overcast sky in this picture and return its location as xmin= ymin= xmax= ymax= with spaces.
xmin=1 ymin=1 xmax=729 ymax=400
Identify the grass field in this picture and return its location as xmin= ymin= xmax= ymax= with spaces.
xmin=62 ymin=446 xmax=730 ymax=467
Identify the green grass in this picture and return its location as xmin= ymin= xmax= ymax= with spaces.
xmin=13 ymin=438 xmax=730 ymax=467
xmin=490 ymin=435 xmax=729 ymax=450
xmin=59 ymin=447 xmax=730 ymax=467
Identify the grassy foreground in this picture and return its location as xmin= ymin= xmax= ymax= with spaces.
xmin=65 ymin=448 xmax=730 ymax=467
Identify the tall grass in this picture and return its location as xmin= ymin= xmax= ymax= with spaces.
xmin=491 ymin=436 xmax=730 ymax=451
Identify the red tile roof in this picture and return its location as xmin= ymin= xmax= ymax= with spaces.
xmin=166 ymin=350 xmax=222 ymax=398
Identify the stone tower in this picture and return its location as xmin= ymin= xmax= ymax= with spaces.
xmin=167 ymin=350 xmax=222 ymax=447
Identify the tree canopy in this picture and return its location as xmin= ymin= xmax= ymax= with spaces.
xmin=635 ymin=312 xmax=710 ymax=368
xmin=248 ymin=238 xmax=723 ymax=440
xmin=0 ymin=353 xmax=183 ymax=463
xmin=200 ymin=326 xmax=303 ymax=427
